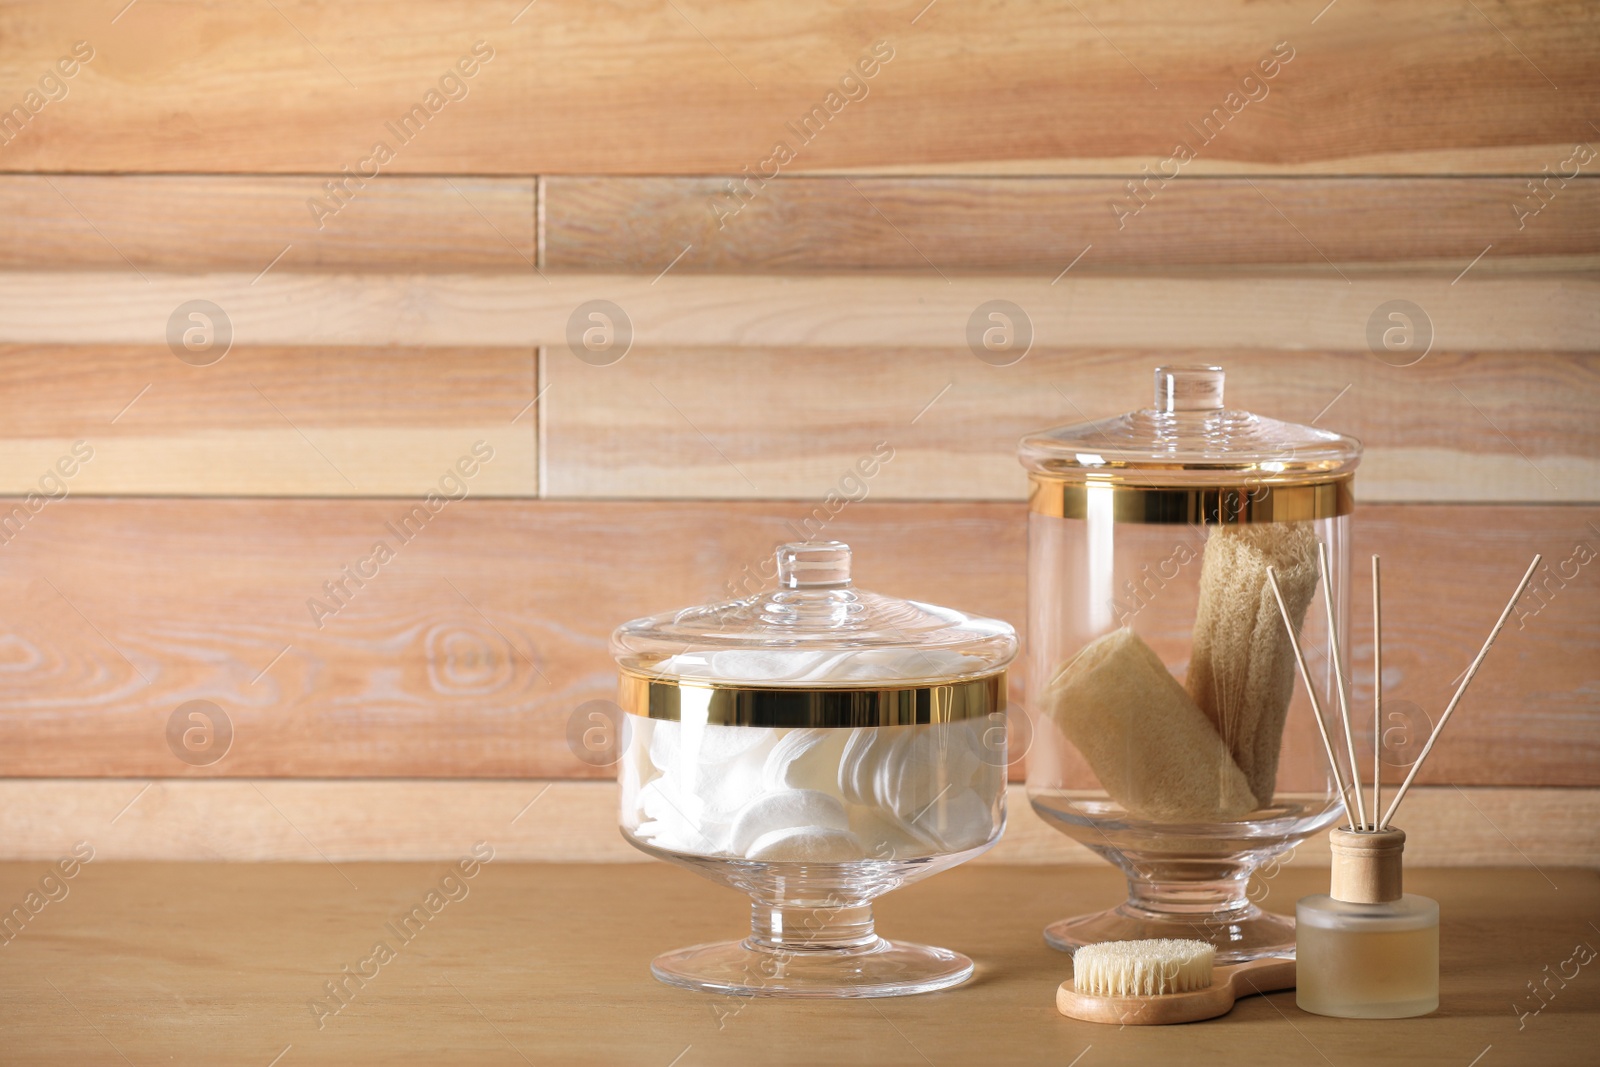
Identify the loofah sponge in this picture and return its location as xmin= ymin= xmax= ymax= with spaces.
xmin=1187 ymin=522 xmax=1320 ymax=807
xmin=1044 ymin=627 xmax=1257 ymax=821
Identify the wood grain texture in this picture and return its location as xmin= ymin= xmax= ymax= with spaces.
xmin=10 ymin=344 xmax=1590 ymax=502
xmin=0 ymin=345 xmax=537 ymax=496
xmin=546 ymin=176 xmax=1600 ymax=273
xmin=543 ymin=348 xmax=1600 ymax=503
xmin=0 ymin=780 xmax=1593 ymax=867
xmin=0 ymin=271 xmax=1593 ymax=351
xmin=7 ymin=174 xmax=1591 ymax=275
xmin=2 ymin=1 xmax=1597 ymax=174
xmin=0 ymin=176 xmax=537 ymax=271
xmin=0 ymin=862 xmax=1594 ymax=1066
xmin=0 ymin=500 xmax=1593 ymax=784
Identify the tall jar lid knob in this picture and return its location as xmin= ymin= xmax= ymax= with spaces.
xmin=1154 ymin=365 xmax=1225 ymax=413
xmin=776 ymin=541 xmax=852 ymax=588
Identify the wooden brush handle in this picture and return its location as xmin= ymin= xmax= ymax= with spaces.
xmin=1056 ymin=956 xmax=1297 ymax=1026
xmin=1224 ymin=956 xmax=1297 ymax=1000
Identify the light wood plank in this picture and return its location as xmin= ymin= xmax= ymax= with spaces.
xmin=11 ymin=344 xmax=1590 ymax=502
xmin=0 ymin=176 xmax=536 ymax=271
xmin=2 ymin=1 xmax=1596 ymax=174
xmin=546 ymin=176 xmax=1600 ymax=273
xmin=0 ymin=861 xmax=1594 ymax=1066
xmin=9 ymin=174 xmax=1590 ymax=275
xmin=0 ymin=780 xmax=1592 ymax=867
xmin=0 ymin=271 xmax=1592 ymax=350
xmin=0 ymin=345 xmax=537 ymax=496
xmin=0 ymin=500 xmax=1593 ymax=783
xmin=543 ymin=348 xmax=1600 ymax=503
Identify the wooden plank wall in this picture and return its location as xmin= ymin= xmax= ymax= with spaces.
xmin=0 ymin=1 xmax=1596 ymax=854
xmin=2 ymin=1 xmax=1596 ymax=174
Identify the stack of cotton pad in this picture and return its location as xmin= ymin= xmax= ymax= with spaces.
xmin=621 ymin=649 xmax=1004 ymax=862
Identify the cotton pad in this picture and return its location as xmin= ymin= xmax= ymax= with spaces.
xmin=728 ymin=789 xmax=850 ymax=856
xmin=683 ymin=721 xmax=775 ymax=765
xmin=838 ymin=727 xmax=896 ymax=806
xmin=637 ymin=779 xmax=729 ymax=854
xmin=761 ymin=728 xmax=849 ymax=793
xmin=744 ymin=825 xmax=865 ymax=862
xmin=883 ymin=726 xmax=981 ymax=822
xmin=922 ymin=788 xmax=996 ymax=852
xmin=692 ymin=753 xmax=767 ymax=824
xmin=847 ymin=804 xmax=937 ymax=859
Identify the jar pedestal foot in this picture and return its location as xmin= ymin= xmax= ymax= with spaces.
xmin=1044 ymin=875 xmax=1297 ymax=965
xmin=650 ymin=901 xmax=973 ymax=998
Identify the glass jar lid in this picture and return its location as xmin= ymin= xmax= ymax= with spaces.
xmin=1019 ymin=365 xmax=1362 ymax=523
xmin=1020 ymin=365 xmax=1361 ymax=483
xmin=611 ymin=541 xmax=1017 ymax=726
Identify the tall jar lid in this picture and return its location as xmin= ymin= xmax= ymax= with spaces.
xmin=610 ymin=541 xmax=1017 ymax=726
xmin=1020 ymin=365 xmax=1361 ymax=484
xmin=1018 ymin=366 xmax=1362 ymax=523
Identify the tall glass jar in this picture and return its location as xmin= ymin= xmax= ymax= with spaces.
xmin=1019 ymin=366 xmax=1362 ymax=963
xmin=612 ymin=540 xmax=1017 ymax=997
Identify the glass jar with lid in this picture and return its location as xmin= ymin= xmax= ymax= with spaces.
xmin=1019 ymin=365 xmax=1362 ymax=962
xmin=611 ymin=540 xmax=1017 ymax=997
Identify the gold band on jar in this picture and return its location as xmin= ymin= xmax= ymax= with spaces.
xmin=1028 ymin=476 xmax=1353 ymax=524
xmin=617 ymin=669 xmax=1007 ymax=727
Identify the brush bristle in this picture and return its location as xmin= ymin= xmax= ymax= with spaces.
xmin=1072 ymin=939 xmax=1216 ymax=996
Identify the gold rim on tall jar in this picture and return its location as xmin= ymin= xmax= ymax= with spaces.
xmin=1027 ymin=475 xmax=1354 ymax=524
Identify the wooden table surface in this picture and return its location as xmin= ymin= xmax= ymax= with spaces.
xmin=2 ymin=860 xmax=1595 ymax=1066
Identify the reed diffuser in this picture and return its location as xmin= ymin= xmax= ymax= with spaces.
xmin=1268 ymin=550 xmax=1540 ymax=1019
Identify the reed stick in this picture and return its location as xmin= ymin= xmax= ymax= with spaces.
xmin=1267 ymin=565 xmax=1360 ymax=831
xmin=1371 ymin=554 xmax=1382 ymax=832
xmin=1318 ymin=542 xmax=1367 ymax=831
xmin=1379 ymin=554 xmax=1542 ymax=829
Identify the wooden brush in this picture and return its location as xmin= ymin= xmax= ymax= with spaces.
xmin=1056 ymin=939 xmax=1296 ymax=1025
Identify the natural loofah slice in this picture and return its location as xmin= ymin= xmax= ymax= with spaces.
xmin=1187 ymin=522 xmax=1320 ymax=807
xmin=1044 ymin=627 xmax=1257 ymax=821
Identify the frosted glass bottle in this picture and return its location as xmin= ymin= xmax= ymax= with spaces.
xmin=1296 ymin=828 xmax=1439 ymax=1018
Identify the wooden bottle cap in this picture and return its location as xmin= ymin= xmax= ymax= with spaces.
xmin=1328 ymin=827 xmax=1405 ymax=903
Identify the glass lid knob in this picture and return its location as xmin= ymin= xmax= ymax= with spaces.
xmin=776 ymin=541 xmax=852 ymax=589
xmin=1154 ymin=365 xmax=1225 ymax=413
